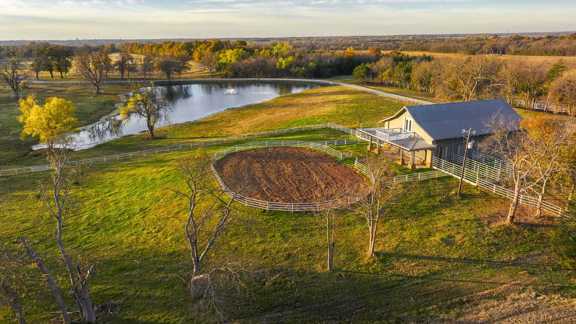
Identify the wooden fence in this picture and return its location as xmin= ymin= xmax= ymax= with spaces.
xmin=0 ymin=124 xmax=358 ymax=178
xmin=211 ymin=141 xmax=447 ymax=212
xmin=432 ymin=157 xmax=565 ymax=216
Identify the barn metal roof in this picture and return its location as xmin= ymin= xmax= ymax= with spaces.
xmin=404 ymin=99 xmax=521 ymax=141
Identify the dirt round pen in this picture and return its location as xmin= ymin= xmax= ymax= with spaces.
xmin=211 ymin=142 xmax=372 ymax=212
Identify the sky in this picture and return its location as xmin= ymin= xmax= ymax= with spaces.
xmin=1 ymin=0 xmax=576 ymax=40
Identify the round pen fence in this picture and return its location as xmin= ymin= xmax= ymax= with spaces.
xmin=211 ymin=141 xmax=370 ymax=212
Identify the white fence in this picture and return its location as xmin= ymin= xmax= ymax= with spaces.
xmin=211 ymin=141 xmax=447 ymax=212
xmin=0 ymin=124 xmax=358 ymax=178
xmin=432 ymin=157 xmax=565 ymax=216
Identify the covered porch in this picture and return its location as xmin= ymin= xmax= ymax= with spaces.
xmin=356 ymin=128 xmax=435 ymax=169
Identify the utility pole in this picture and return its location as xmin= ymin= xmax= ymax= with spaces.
xmin=457 ymin=128 xmax=475 ymax=198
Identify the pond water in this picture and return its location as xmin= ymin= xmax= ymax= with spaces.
xmin=33 ymin=81 xmax=319 ymax=151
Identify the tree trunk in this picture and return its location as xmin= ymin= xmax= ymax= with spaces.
xmin=190 ymin=274 xmax=210 ymax=300
xmin=19 ymin=238 xmax=71 ymax=324
xmin=54 ymin=191 xmax=96 ymax=323
xmin=507 ymin=184 xmax=521 ymax=224
xmin=368 ymin=222 xmax=377 ymax=258
xmin=535 ymin=178 xmax=548 ymax=218
xmin=95 ymin=84 xmax=101 ymax=96
xmin=147 ymin=121 xmax=155 ymax=139
xmin=326 ymin=213 xmax=334 ymax=272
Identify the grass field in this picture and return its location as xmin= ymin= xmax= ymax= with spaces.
xmin=0 ymin=83 xmax=134 ymax=166
xmin=0 ymin=84 xmax=404 ymax=167
xmin=1 ymin=82 xmax=576 ymax=323
xmin=387 ymin=50 xmax=576 ymax=69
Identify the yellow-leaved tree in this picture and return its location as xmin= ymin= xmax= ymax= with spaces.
xmin=17 ymin=96 xmax=98 ymax=323
xmin=18 ymin=96 xmax=78 ymax=149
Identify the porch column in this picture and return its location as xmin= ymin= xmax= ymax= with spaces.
xmin=376 ymin=139 xmax=380 ymax=154
xmin=410 ymin=151 xmax=416 ymax=170
xmin=368 ymin=136 xmax=373 ymax=152
xmin=399 ymin=149 xmax=404 ymax=165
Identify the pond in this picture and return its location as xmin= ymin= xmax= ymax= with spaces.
xmin=33 ymin=81 xmax=320 ymax=151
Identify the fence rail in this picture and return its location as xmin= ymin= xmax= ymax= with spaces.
xmin=0 ymin=124 xmax=358 ymax=177
xmin=211 ymin=141 xmax=447 ymax=212
xmin=432 ymin=157 xmax=565 ymax=216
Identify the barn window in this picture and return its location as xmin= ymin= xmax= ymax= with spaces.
xmin=404 ymin=119 xmax=412 ymax=132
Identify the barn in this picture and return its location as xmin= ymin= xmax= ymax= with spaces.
xmin=356 ymin=99 xmax=522 ymax=168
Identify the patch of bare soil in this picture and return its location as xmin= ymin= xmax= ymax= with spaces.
xmin=214 ymin=147 xmax=369 ymax=203
xmin=445 ymin=282 xmax=576 ymax=323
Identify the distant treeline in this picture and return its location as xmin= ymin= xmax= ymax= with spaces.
xmin=353 ymin=52 xmax=576 ymax=115
xmin=4 ymin=33 xmax=576 ymax=58
xmin=263 ymin=34 xmax=576 ymax=56
xmin=0 ymin=40 xmax=379 ymax=80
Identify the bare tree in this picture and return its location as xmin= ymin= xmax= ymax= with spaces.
xmin=357 ymin=155 xmax=406 ymax=257
xmin=499 ymin=62 xmax=547 ymax=109
xmin=175 ymin=156 xmax=236 ymax=299
xmin=74 ymin=49 xmax=110 ymax=95
xmin=40 ymin=148 xmax=97 ymax=322
xmin=523 ymin=117 xmax=575 ymax=217
xmin=1 ymin=57 xmax=26 ymax=99
xmin=438 ymin=57 xmax=502 ymax=101
xmin=549 ymin=71 xmax=576 ymax=116
xmin=324 ymin=209 xmax=336 ymax=272
xmin=484 ymin=117 xmax=554 ymax=224
xmin=18 ymin=238 xmax=70 ymax=324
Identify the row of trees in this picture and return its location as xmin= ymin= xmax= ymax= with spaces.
xmin=262 ymin=34 xmax=576 ymax=56
xmin=354 ymin=52 xmax=576 ymax=115
xmin=0 ymin=40 xmax=380 ymax=99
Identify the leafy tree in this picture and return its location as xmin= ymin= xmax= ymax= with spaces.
xmin=52 ymin=46 xmax=74 ymax=79
xmin=271 ymin=42 xmax=293 ymax=58
xmin=120 ymin=87 xmax=169 ymax=139
xmin=114 ymin=52 xmax=133 ymax=80
xmin=276 ymin=56 xmax=295 ymax=71
xmin=156 ymin=57 xmax=186 ymax=80
xmin=547 ymin=61 xmax=568 ymax=82
xmin=141 ymin=55 xmax=155 ymax=78
xmin=18 ymin=97 xmax=97 ymax=323
xmin=549 ymin=71 xmax=576 ymax=115
xmin=411 ymin=61 xmax=437 ymax=93
xmin=18 ymin=96 xmax=77 ymax=148
xmin=218 ymin=48 xmax=248 ymax=66
xmin=352 ymin=63 xmax=371 ymax=81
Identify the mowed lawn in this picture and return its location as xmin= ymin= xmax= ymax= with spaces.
xmin=0 ymin=83 xmax=133 ymax=166
xmin=0 ymin=84 xmax=404 ymax=167
xmin=1 ymin=145 xmax=571 ymax=323
xmin=1 ymin=83 xmax=575 ymax=323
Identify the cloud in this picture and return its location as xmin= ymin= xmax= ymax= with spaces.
xmin=0 ymin=0 xmax=575 ymax=40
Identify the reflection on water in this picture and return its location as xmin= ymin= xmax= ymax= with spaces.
xmin=32 ymin=82 xmax=317 ymax=151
